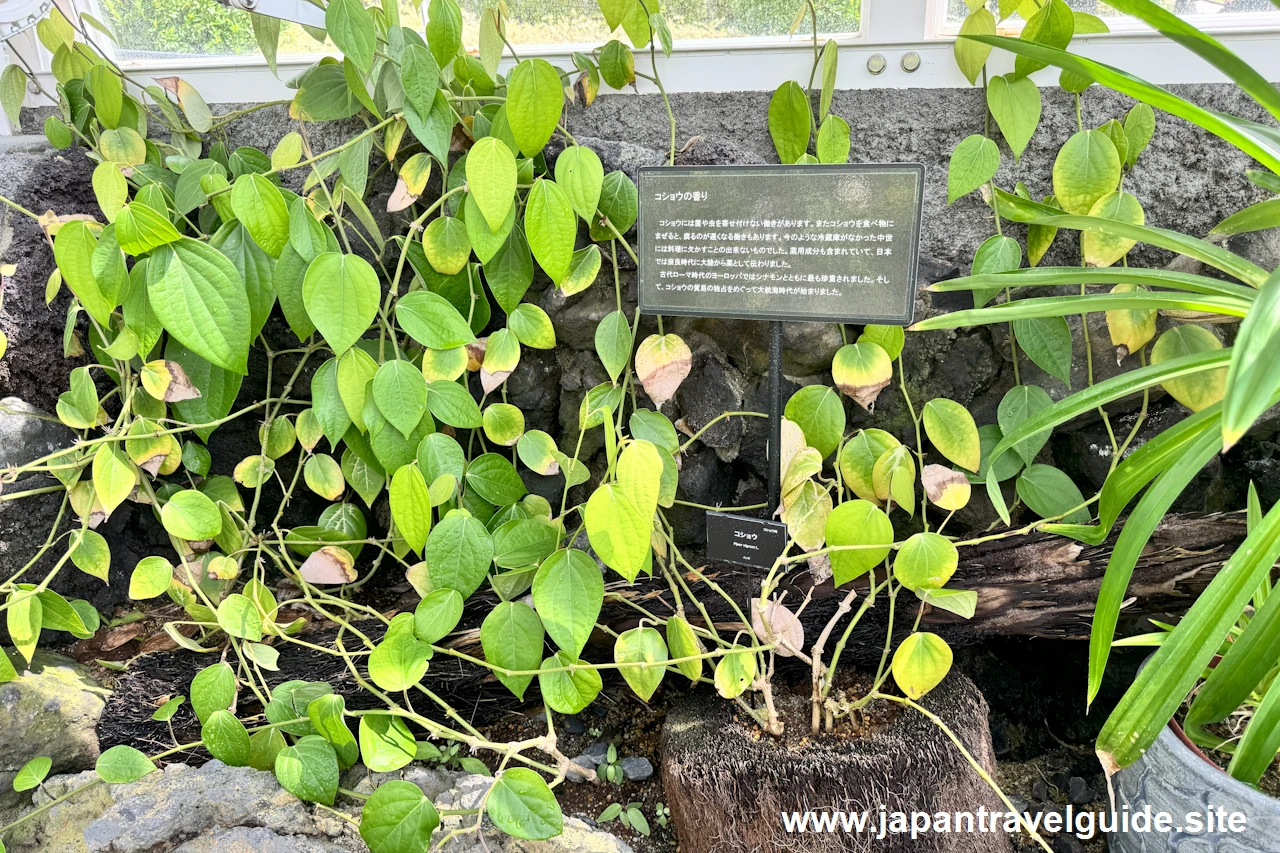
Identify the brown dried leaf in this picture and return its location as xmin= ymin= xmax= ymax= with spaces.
xmin=480 ymin=369 xmax=511 ymax=395
xmin=634 ymin=334 xmax=692 ymax=408
xmin=465 ymin=340 xmax=486 ymax=371
xmin=138 ymin=623 xmax=197 ymax=654
xmin=386 ymin=177 xmax=418 ymax=213
xmin=299 ymin=545 xmax=358 ymax=585
xmin=750 ymin=598 xmax=805 ymax=658
xmin=101 ymin=622 xmax=146 ymax=652
xmin=141 ymin=359 xmax=202 ymax=402
xmin=152 ymin=76 xmax=181 ymax=96
xmin=922 ymin=464 xmax=972 ymax=512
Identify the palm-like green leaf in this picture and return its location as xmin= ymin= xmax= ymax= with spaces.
xmin=1223 ymin=269 xmax=1280 ymax=448
xmin=1185 ymin=565 xmax=1280 ymax=759
xmin=1024 ymin=214 xmax=1269 ymax=287
xmin=991 ymin=186 xmax=1060 ymax=222
xmin=1098 ymin=494 xmax=1280 ymax=773
xmin=1045 ymin=403 xmax=1224 ymax=546
xmin=929 ymin=267 xmax=1258 ymax=301
xmin=1087 ymin=423 xmax=1222 ymax=707
xmin=1102 ymin=0 xmax=1280 ymax=122
xmin=1229 ymin=671 xmax=1280 ymax=784
xmin=1210 ymin=198 xmax=1280 ymax=238
xmin=911 ymin=291 xmax=1249 ymax=332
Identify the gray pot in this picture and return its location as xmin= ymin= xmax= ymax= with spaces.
xmin=1109 ymin=722 xmax=1280 ymax=852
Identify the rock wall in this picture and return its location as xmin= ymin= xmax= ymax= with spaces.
xmin=3 ymin=84 xmax=1278 ymax=604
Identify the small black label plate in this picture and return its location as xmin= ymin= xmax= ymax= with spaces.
xmin=705 ymin=511 xmax=789 ymax=570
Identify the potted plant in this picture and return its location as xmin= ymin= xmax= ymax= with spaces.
xmin=918 ymin=0 xmax=1280 ymax=847
xmin=0 ymin=0 xmax=1092 ymax=851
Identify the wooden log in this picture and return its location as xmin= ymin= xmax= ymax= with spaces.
xmin=599 ymin=511 xmax=1248 ymax=658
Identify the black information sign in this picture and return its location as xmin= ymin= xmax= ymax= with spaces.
xmin=636 ymin=164 xmax=925 ymax=325
xmin=705 ymin=511 xmax=790 ymax=570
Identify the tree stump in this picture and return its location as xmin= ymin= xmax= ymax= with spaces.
xmin=660 ymin=673 xmax=1012 ymax=853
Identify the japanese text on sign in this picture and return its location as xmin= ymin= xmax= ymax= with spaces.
xmin=637 ymin=165 xmax=925 ymax=325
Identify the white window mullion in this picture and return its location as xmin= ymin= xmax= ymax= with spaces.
xmin=12 ymin=0 xmax=1280 ymax=110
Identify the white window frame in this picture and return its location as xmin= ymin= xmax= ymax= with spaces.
xmin=928 ymin=1 xmax=1280 ymax=39
xmin=6 ymin=0 xmax=1280 ymax=128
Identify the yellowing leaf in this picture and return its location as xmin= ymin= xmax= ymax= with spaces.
xmin=422 ymin=346 xmax=468 ymax=382
xmin=614 ymin=626 xmax=667 ymax=701
xmin=714 ymin=647 xmax=757 ymax=699
xmin=892 ymin=632 xmax=953 ymax=700
xmin=140 ymin=359 xmax=202 ymax=402
xmin=1053 ymin=129 xmax=1121 ymax=215
xmin=872 ymin=444 xmax=915 ymax=515
xmin=779 ymin=479 xmax=832 ymax=552
xmin=233 ymin=455 xmax=275 ymax=487
xmin=304 ymin=454 xmax=345 ymax=500
xmin=634 ymin=334 xmax=691 ymax=408
xmin=154 ymin=76 xmax=212 ymax=133
xmin=483 ymin=402 xmax=525 ymax=446
xmin=299 ymin=545 xmax=358 ymax=585
xmin=270 ymin=132 xmax=303 ymax=170
xmin=1151 ymin=324 xmax=1226 ymax=412
xmin=92 ymin=162 xmax=128 ymax=224
xmin=893 ymin=532 xmax=958 ymax=592
xmin=838 ymin=429 xmax=899 ymax=504
xmin=1084 ymin=190 xmax=1144 ymax=267
xmin=825 ymin=499 xmax=893 ymax=586
xmin=781 ymin=446 xmax=823 ymax=506
xmin=422 ymin=217 xmax=471 ymax=276
xmin=665 ymin=615 xmax=704 ymax=682
xmin=831 ymin=341 xmax=892 ymax=411
xmin=922 ymin=464 xmax=972 ymax=511
xmin=1105 ymin=283 xmax=1157 ymax=362
xmin=92 ymin=443 xmax=136 ymax=516
xmin=584 ymin=440 xmax=662 ymax=581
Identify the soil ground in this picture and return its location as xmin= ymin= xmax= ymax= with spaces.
xmin=74 ymin=597 xmax=1249 ymax=853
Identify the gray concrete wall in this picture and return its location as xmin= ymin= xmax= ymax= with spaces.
xmin=556 ymin=84 xmax=1273 ymax=271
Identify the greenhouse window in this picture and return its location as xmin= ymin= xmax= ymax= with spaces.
xmin=86 ymin=0 xmax=862 ymax=65
xmin=936 ymin=0 xmax=1280 ymax=36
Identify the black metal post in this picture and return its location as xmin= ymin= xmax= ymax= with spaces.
xmin=767 ymin=320 xmax=783 ymax=515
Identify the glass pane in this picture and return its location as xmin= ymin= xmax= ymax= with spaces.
xmin=460 ymin=0 xmax=862 ymax=46
xmin=100 ymin=0 xmax=861 ymax=62
xmin=947 ymin=0 xmax=1278 ymax=27
xmin=98 ymin=0 xmax=413 ymax=62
